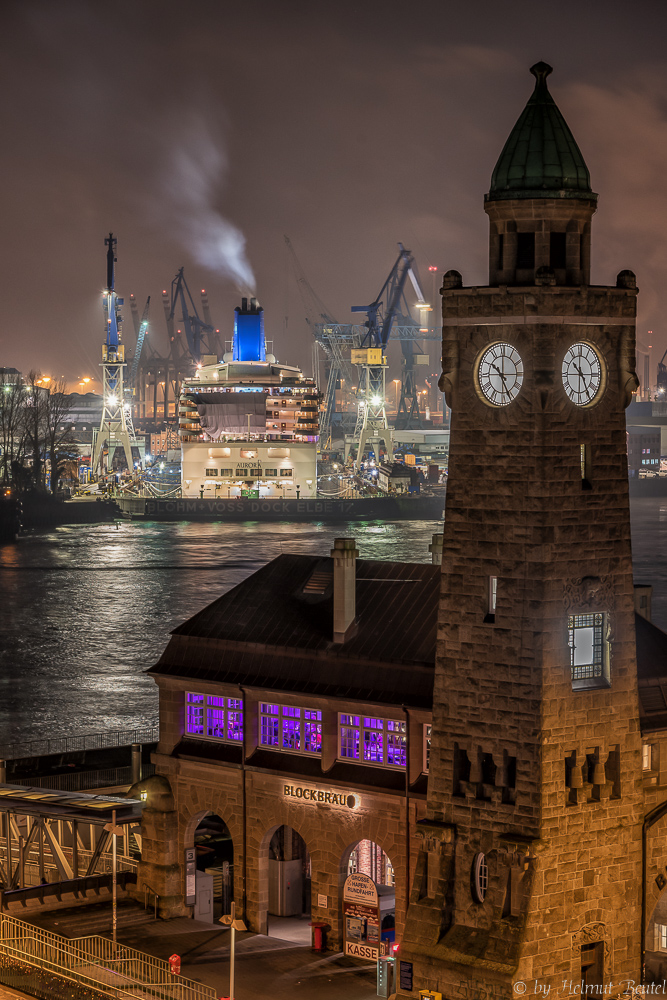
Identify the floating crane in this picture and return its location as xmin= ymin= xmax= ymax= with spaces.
xmin=91 ymin=234 xmax=142 ymax=475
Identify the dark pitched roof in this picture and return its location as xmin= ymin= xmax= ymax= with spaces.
xmin=149 ymin=554 xmax=439 ymax=708
xmin=488 ymin=62 xmax=594 ymax=202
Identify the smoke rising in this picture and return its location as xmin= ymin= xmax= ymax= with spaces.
xmin=161 ymin=113 xmax=256 ymax=294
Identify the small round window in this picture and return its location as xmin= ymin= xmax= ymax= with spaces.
xmin=471 ymin=852 xmax=488 ymax=904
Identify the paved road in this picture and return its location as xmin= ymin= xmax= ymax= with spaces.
xmin=25 ymin=900 xmax=381 ymax=1000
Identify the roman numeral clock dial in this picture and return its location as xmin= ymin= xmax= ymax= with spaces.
xmin=475 ymin=343 xmax=524 ymax=406
xmin=562 ymin=342 xmax=604 ymax=406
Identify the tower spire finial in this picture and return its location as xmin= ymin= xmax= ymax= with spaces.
xmin=530 ymin=61 xmax=553 ymax=85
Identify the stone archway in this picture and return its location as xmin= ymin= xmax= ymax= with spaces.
xmin=340 ymin=838 xmax=398 ymax=958
xmin=257 ymin=823 xmax=312 ymax=943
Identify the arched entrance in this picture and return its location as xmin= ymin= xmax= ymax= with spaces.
xmin=343 ymin=840 xmax=396 ymax=954
xmin=194 ymin=813 xmax=233 ymax=921
xmin=267 ymin=825 xmax=311 ymax=944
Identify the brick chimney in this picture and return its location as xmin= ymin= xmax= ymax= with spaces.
xmin=330 ymin=537 xmax=359 ymax=643
xmin=429 ymin=532 xmax=444 ymax=566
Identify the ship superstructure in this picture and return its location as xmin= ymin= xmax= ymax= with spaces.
xmin=179 ymin=297 xmax=319 ymax=499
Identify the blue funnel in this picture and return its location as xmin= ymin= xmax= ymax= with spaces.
xmin=233 ymin=297 xmax=265 ymax=362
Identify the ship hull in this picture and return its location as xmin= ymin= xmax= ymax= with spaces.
xmin=118 ymin=493 xmax=445 ymax=522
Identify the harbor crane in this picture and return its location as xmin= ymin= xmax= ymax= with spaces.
xmin=91 ymin=234 xmax=142 ymax=475
xmin=128 ymin=296 xmax=150 ymax=387
xmin=348 ymin=244 xmax=427 ymax=468
xmin=658 ymin=346 xmax=667 ymax=396
xmin=168 ymin=267 xmax=216 ymax=364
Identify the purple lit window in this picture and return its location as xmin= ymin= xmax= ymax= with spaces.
xmin=186 ymin=693 xmax=205 ymax=735
xmin=185 ymin=692 xmax=244 ymax=743
xmin=363 ymin=718 xmax=383 ymax=763
xmin=304 ymin=710 xmax=322 ymax=753
xmin=338 ymin=714 xmax=406 ymax=769
xmin=282 ymin=718 xmax=301 ymax=751
xmin=259 ymin=703 xmax=321 ymax=754
xmin=260 ymin=703 xmax=279 ymax=747
xmin=387 ymin=720 xmax=407 ymax=767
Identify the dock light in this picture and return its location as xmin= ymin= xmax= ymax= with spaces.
xmin=107 ymin=394 xmax=118 ymax=407
xmin=371 ymin=395 xmax=382 ymax=406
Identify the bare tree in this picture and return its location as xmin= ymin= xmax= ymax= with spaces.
xmin=43 ymin=378 xmax=73 ymax=494
xmin=0 ymin=372 xmax=28 ymax=486
xmin=23 ymin=370 xmax=49 ymax=490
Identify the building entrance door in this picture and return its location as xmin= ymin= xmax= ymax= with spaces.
xmin=267 ymin=825 xmax=311 ymax=945
xmin=581 ymin=942 xmax=604 ymax=988
xmin=194 ymin=813 xmax=233 ymax=920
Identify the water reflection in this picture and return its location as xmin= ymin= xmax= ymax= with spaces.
xmin=0 ymin=518 xmax=441 ymax=743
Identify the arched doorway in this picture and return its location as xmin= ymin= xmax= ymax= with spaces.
xmin=194 ymin=813 xmax=233 ymax=921
xmin=343 ymin=840 xmax=396 ymax=954
xmin=267 ymin=825 xmax=311 ymax=944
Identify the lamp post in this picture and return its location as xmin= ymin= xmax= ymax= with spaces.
xmin=219 ymin=900 xmax=247 ymax=1000
xmin=429 ymin=265 xmax=438 ymax=335
xmin=393 ymin=379 xmax=400 ymax=413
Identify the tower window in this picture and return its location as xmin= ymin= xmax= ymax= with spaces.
xmin=485 ymin=576 xmax=497 ymax=623
xmin=643 ymin=743 xmax=653 ymax=771
xmin=580 ymin=444 xmax=592 ymax=490
xmin=516 ymin=232 xmax=535 ymax=270
xmin=497 ymin=233 xmax=504 ymax=270
xmin=471 ymin=852 xmax=488 ymax=904
xmin=568 ymin=612 xmax=610 ymax=689
xmin=550 ymin=232 xmax=567 ymax=270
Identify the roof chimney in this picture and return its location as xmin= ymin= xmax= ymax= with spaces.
xmin=429 ymin=532 xmax=444 ymax=566
xmin=330 ymin=537 xmax=359 ymax=643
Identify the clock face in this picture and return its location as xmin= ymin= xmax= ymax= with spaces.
xmin=562 ymin=342 xmax=604 ymax=406
xmin=476 ymin=343 xmax=524 ymax=407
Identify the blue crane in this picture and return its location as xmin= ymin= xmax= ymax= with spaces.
xmin=168 ymin=267 xmax=214 ymax=364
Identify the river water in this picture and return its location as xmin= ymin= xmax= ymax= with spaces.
xmin=0 ymin=501 xmax=665 ymax=746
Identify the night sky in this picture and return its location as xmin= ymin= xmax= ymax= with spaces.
xmin=3 ymin=0 xmax=667 ymax=387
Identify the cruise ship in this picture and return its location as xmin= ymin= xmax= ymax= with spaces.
xmin=119 ymin=297 xmax=444 ymax=522
xmin=179 ymin=297 xmax=319 ymax=500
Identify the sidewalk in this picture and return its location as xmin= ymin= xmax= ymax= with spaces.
xmin=25 ymin=900 xmax=379 ymax=1000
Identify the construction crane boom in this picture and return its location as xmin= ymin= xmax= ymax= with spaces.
xmin=129 ymin=296 xmax=150 ymax=386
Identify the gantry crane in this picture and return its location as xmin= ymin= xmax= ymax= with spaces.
xmin=91 ymin=234 xmax=142 ymax=475
xmin=284 ymin=236 xmax=355 ymax=447
xmin=348 ymin=244 xmax=427 ymax=467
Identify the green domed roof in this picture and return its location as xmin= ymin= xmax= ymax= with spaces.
xmin=488 ymin=62 xmax=595 ymax=201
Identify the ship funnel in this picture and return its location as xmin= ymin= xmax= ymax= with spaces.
xmin=233 ymin=296 xmax=265 ymax=362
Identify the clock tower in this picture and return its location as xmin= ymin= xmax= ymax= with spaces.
xmin=400 ymin=63 xmax=642 ymax=994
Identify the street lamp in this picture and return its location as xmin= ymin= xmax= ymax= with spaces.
xmin=392 ymin=379 xmax=400 ymax=412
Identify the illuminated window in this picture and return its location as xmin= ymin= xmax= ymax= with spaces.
xmin=485 ymin=577 xmax=497 ymax=623
xmin=338 ymin=714 xmax=406 ymax=768
xmin=265 ymin=468 xmax=277 ymax=476
xmin=219 ymin=468 xmax=233 ymax=476
xmin=205 ymin=468 xmax=217 ymax=476
xmin=259 ymin=703 xmax=322 ymax=755
xmin=280 ymin=468 xmax=293 ymax=477
xmin=185 ymin=693 xmax=243 ymax=742
xmin=657 ymin=923 xmax=667 ymax=952
xmin=643 ymin=743 xmax=653 ymax=771
xmin=568 ymin=613 xmax=610 ymax=689
xmin=580 ymin=444 xmax=592 ymax=489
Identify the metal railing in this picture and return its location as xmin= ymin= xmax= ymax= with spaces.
xmin=0 ymin=912 xmax=217 ymax=1000
xmin=12 ymin=763 xmax=155 ymax=793
xmin=0 ymin=725 xmax=159 ymax=762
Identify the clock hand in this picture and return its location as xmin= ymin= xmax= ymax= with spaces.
xmin=491 ymin=362 xmax=508 ymax=385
